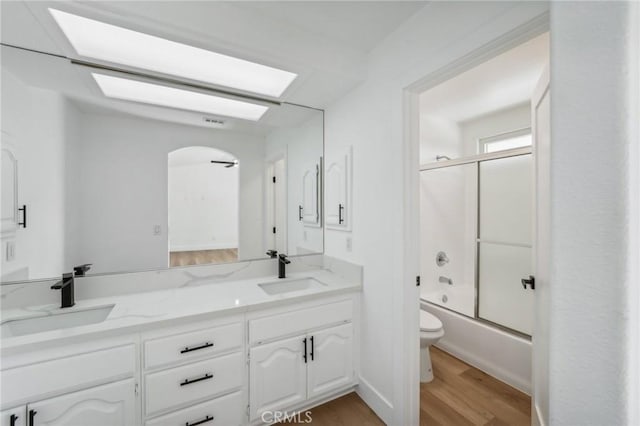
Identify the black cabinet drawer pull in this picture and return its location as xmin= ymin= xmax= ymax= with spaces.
xmin=10 ymin=414 xmax=18 ymax=426
xmin=28 ymin=410 xmax=36 ymax=426
xmin=298 ymin=205 xmax=303 ymax=221
xmin=303 ymin=338 xmax=307 ymax=363
xmin=186 ymin=415 xmax=214 ymax=426
xmin=310 ymin=336 xmax=314 ymax=361
xmin=180 ymin=342 xmax=214 ymax=354
xmin=18 ymin=205 xmax=27 ymax=228
xmin=180 ymin=373 xmax=213 ymax=386
xmin=338 ymin=204 xmax=344 ymax=224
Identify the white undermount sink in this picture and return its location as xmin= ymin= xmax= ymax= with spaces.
xmin=1 ymin=304 xmax=114 ymax=338
xmin=258 ymin=278 xmax=326 ymax=295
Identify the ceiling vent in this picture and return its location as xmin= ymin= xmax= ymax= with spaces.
xmin=203 ymin=117 xmax=225 ymax=125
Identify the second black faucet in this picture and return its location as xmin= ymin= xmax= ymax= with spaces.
xmin=278 ymin=254 xmax=291 ymax=279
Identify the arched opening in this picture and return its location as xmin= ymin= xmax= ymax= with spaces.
xmin=168 ymin=146 xmax=239 ymax=266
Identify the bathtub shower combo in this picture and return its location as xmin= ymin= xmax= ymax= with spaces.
xmin=420 ymin=146 xmax=534 ymax=337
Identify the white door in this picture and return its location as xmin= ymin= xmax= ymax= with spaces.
xmin=531 ymin=66 xmax=550 ymax=426
xmin=249 ymin=335 xmax=307 ymax=420
xmin=0 ymin=406 xmax=25 ymax=426
xmin=26 ymin=379 xmax=135 ymax=426
xmin=307 ymin=323 xmax=353 ymax=398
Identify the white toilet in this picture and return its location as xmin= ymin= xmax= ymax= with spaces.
xmin=420 ymin=310 xmax=444 ymax=383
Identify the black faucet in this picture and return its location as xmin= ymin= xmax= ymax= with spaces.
xmin=73 ymin=263 xmax=92 ymax=277
xmin=51 ymin=272 xmax=75 ymax=308
xmin=278 ymin=254 xmax=291 ymax=279
xmin=266 ymin=250 xmax=278 ymax=259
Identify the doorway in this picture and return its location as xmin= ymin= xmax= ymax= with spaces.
xmin=168 ymin=146 xmax=239 ymax=267
xmin=265 ymin=157 xmax=287 ymax=254
xmin=405 ymin=29 xmax=550 ymax=425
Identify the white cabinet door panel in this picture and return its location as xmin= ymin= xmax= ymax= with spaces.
xmin=249 ymin=335 xmax=306 ymax=420
xmin=307 ymin=324 xmax=353 ymax=398
xmin=301 ymin=163 xmax=320 ymax=226
xmin=0 ymin=406 xmax=25 ymax=426
xmin=325 ymin=147 xmax=351 ymax=230
xmin=27 ymin=379 xmax=135 ymax=426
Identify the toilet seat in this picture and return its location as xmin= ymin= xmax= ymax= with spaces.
xmin=420 ymin=310 xmax=442 ymax=332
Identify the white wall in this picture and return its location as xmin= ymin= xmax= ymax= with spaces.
xmin=168 ymin=160 xmax=239 ymax=251
xmin=73 ymin=113 xmax=265 ymax=274
xmin=547 ymin=3 xmax=639 ymax=425
xmin=323 ymin=3 xmax=550 ymax=423
xmin=459 ymin=102 xmax=530 ymax=155
xmin=1 ymin=67 xmax=80 ymax=280
xmin=419 ymin=115 xmax=461 ymax=164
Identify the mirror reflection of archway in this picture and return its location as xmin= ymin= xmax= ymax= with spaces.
xmin=168 ymin=146 xmax=239 ymax=267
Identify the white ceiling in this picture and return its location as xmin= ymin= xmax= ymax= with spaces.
xmin=231 ymin=2 xmax=426 ymax=53
xmin=420 ymin=32 xmax=549 ymax=123
xmin=1 ymin=0 xmax=426 ymax=110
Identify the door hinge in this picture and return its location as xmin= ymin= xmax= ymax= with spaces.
xmin=416 ymin=276 xmax=420 ymax=287
xmin=272 ymin=226 xmax=276 ymax=234
xmin=272 ymin=176 xmax=276 ymax=183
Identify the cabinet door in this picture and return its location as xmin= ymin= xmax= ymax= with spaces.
xmin=307 ymin=323 xmax=353 ymax=399
xmin=325 ymin=147 xmax=351 ymax=229
xmin=0 ymin=406 xmax=25 ymax=426
xmin=301 ymin=162 xmax=320 ymax=226
xmin=249 ymin=335 xmax=307 ymax=420
xmin=27 ymin=379 xmax=135 ymax=426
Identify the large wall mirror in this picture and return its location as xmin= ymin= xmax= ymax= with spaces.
xmin=0 ymin=2 xmax=324 ymax=283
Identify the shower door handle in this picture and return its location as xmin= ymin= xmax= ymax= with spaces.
xmin=521 ymin=275 xmax=535 ymax=290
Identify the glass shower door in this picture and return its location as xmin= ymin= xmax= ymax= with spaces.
xmin=420 ymin=163 xmax=476 ymax=317
xmin=477 ymin=154 xmax=534 ymax=335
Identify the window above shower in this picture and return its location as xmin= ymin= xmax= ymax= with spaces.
xmin=478 ymin=128 xmax=532 ymax=154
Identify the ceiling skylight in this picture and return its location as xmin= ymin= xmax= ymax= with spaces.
xmin=49 ymin=8 xmax=297 ymax=98
xmin=92 ymin=73 xmax=268 ymax=121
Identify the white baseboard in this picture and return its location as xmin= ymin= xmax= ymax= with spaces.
xmin=533 ymin=402 xmax=546 ymax=426
xmin=170 ymin=243 xmax=238 ymax=252
xmin=356 ymin=376 xmax=393 ymax=424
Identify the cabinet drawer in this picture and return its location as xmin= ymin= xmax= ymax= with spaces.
xmin=1 ymin=344 xmax=135 ymax=409
xmin=144 ymin=322 xmax=243 ymax=370
xmin=249 ymin=300 xmax=352 ymax=344
xmin=145 ymin=391 xmax=244 ymax=426
xmin=145 ymin=352 xmax=243 ymax=416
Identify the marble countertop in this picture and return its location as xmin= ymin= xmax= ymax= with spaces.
xmin=0 ymin=269 xmax=360 ymax=351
